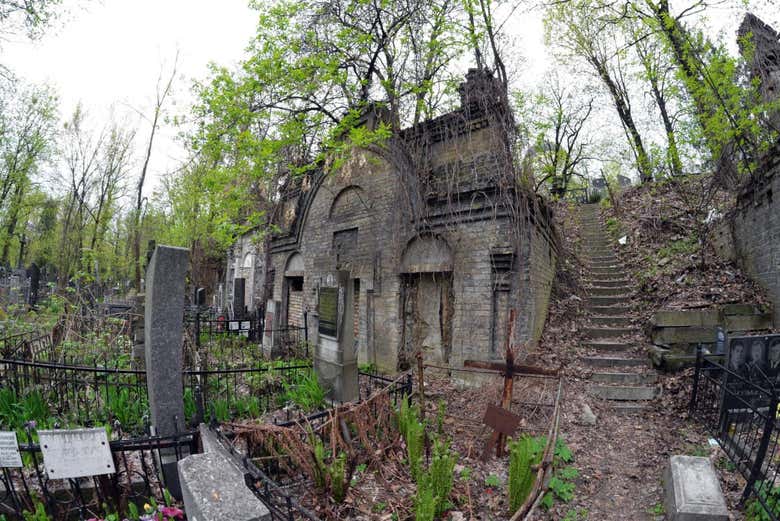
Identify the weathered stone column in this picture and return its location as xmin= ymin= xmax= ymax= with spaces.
xmin=144 ymin=245 xmax=189 ymax=497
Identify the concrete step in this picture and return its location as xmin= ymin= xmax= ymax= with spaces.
xmin=589 ymin=295 xmax=631 ymax=307
xmin=612 ymin=402 xmax=650 ymax=415
xmin=588 ymin=286 xmax=630 ymax=297
xmin=581 ymin=356 xmax=647 ymax=368
xmin=585 ymin=340 xmax=632 ymax=352
xmin=587 ymin=256 xmax=619 ymax=264
xmin=585 ymin=328 xmax=633 ymax=340
xmin=590 ymin=266 xmax=626 ymax=274
xmin=589 ymin=315 xmax=632 ymax=327
xmin=588 ymin=305 xmax=631 ymax=315
xmin=586 ymin=279 xmax=630 ymax=288
xmin=589 ymin=259 xmax=620 ymax=266
xmin=588 ymin=385 xmax=658 ymax=401
xmin=591 ymin=372 xmax=658 ymax=385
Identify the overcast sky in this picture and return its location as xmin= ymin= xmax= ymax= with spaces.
xmin=2 ymin=0 xmax=259 ymax=194
xmin=2 ymin=1 xmax=775 ymax=194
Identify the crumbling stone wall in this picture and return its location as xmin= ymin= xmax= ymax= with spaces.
xmin=730 ymin=150 xmax=780 ymax=325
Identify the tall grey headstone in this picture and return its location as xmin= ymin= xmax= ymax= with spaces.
xmin=145 ymin=245 xmax=189 ymax=498
xmin=314 ymin=271 xmax=358 ymax=403
xmin=262 ymin=299 xmax=281 ymax=358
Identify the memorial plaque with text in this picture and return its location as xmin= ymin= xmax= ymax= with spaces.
xmin=0 ymin=431 xmax=22 ymax=468
xmin=39 ymin=428 xmax=115 ymax=479
xmin=319 ymin=287 xmax=338 ymax=338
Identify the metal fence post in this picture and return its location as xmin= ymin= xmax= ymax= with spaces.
xmin=741 ymin=393 xmax=778 ymax=506
xmin=689 ymin=344 xmax=703 ymax=417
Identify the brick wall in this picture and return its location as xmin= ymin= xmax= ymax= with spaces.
xmin=730 ymin=151 xmax=780 ymax=325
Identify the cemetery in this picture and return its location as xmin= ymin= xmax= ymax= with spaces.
xmin=3 ymin=2 xmax=780 ymax=521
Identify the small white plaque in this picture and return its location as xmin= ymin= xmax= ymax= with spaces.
xmin=0 ymin=431 xmax=23 ymax=468
xmin=240 ymin=321 xmax=251 ymax=330
xmin=39 ymin=428 xmax=115 ymax=479
xmin=229 ymin=321 xmax=239 ymax=331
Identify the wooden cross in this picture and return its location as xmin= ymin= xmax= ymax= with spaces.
xmin=463 ymin=310 xmax=557 ymax=459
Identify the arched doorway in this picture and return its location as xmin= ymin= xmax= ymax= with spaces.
xmin=399 ymin=234 xmax=454 ymax=369
xmin=283 ymin=252 xmax=305 ymax=328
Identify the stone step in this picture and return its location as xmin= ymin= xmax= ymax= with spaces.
xmin=585 ymin=340 xmax=632 ymax=352
xmin=588 ymin=384 xmax=658 ymax=401
xmin=587 ymin=262 xmax=623 ymax=271
xmin=581 ymin=356 xmax=647 ymax=368
xmin=586 ymin=279 xmax=630 ymax=288
xmin=612 ymin=402 xmax=650 ymax=415
xmin=589 ymin=315 xmax=632 ymax=327
xmin=591 ymin=372 xmax=658 ymax=385
xmin=587 ymin=255 xmax=619 ymax=263
xmin=588 ymin=305 xmax=631 ymax=315
xmin=590 ymin=266 xmax=625 ymax=274
xmin=589 ymin=295 xmax=631 ymax=306
xmin=588 ymin=286 xmax=630 ymax=297
xmin=585 ymin=328 xmax=633 ymax=340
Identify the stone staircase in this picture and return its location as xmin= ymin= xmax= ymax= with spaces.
xmin=579 ymin=204 xmax=658 ymax=414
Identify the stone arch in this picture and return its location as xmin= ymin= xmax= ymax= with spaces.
xmin=285 ymin=251 xmax=304 ymax=275
xmin=400 ymin=234 xmax=453 ymax=273
xmin=329 ymin=185 xmax=370 ymax=221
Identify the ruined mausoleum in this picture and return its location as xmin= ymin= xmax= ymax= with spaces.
xmin=224 ymin=70 xmax=559 ymax=372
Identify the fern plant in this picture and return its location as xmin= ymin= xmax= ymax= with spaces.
xmin=398 ymin=396 xmax=425 ymax=481
xmin=428 ymin=437 xmax=457 ymax=515
xmin=508 ymin=435 xmax=545 ymax=513
xmin=414 ymin=475 xmax=437 ymax=521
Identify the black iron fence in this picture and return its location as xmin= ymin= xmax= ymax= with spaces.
xmin=690 ymin=347 xmax=780 ymax=519
xmin=0 ymin=427 xmax=197 ymax=520
xmin=183 ymin=315 xmax=309 ymax=368
xmin=0 ymin=355 xmax=315 ymax=436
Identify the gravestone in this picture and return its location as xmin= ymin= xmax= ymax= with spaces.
xmin=262 ymin=299 xmax=281 ymax=358
xmin=664 ymin=455 xmax=728 ymax=520
xmin=27 ymin=263 xmax=40 ymax=307
xmin=178 ymin=425 xmax=271 ymax=521
xmin=314 ymin=271 xmax=358 ymax=403
xmin=233 ymin=277 xmax=246 ymax=318
xmin=144 ymin=244 xmax=189 ymax=497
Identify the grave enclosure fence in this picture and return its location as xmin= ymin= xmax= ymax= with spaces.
xmin=0 ymin=429 xmax=197 ymax=520
xmin=689 ymin=347 xmax=780 ymax=520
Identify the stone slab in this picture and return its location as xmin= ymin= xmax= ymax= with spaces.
xmin=589 ymin=286 xmax=630 ymax=297
xmin=585 ymin=340 xmax=631 ymax=352
xmin=581 ymin=356 xmax=647 ymax=368
xmin=585 ymin=328 xmax=633 ymax=339
xmin=654 ymin=310 xmax=722 ymax=328
xmin=725 ymin=313 xmax=773 ymax=331
xmin=179 ymin=425 xmax=271 ymax=521
xmin=652 ymin=326 xmax=717 ymax=344
xmin=587 ymin=279 xmax=630 ymax=288
xmin=588 ymin=305 xmax=631 ymax=315
xmin=591 ymin=372 xmax=657 ymax=385
xmin=588 ymin=385 xmax=657 ymax=401
xmin=664 ymin=455 xmax=729 ymax=521
xmin=589 ymin=316 xmax=631 ymax=326
xmin=589 ymin=296 xmax=631 ymax=306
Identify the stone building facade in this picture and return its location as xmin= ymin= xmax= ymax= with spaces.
xmin=225 ymin=71 xmax=559 ymax=372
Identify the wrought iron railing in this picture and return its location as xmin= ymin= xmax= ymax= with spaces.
xmin=690 ymin=346 xmax=780 ymax=519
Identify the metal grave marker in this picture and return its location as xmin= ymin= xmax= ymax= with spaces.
xmin=0 ymin=431 xmax=22 ymax=468
xmin=39 ymin=428 xmax=115 ymax=479
xmin=483 ymin=403 xmax=521 ymax=436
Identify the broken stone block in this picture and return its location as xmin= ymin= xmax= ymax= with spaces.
xmin=664 ymin=455 xmax=729 ymax=521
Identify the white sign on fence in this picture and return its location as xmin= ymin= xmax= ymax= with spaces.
xmin=38 ymin=428 xmax=115 ymax=479
xmin=0 ymin=431 xmax=22 ymax=468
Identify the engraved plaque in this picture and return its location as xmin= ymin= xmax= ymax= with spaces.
xmin=319 ymin=287 xmax=338 ymax=338
xmin=39 ymin=428 xmax=115 ymax=479
xmin=0 ymin=431 xmax=22 ymax=468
